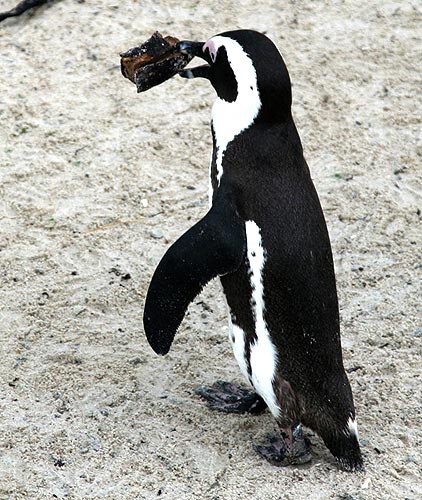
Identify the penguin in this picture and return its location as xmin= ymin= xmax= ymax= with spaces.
xmin=143 ymin=29 xmax=364 ymax=472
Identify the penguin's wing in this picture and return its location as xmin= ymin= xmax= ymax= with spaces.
xmin=143 ymin=193 xmax=245 ymax=355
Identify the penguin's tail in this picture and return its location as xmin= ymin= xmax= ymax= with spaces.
xmin=301 ymin=374 xmax=364 ymax=472
xmin=323 ymin=420 xmax=364 ymax=472
xmin=303 ymin=409 xmax=364 ymax=471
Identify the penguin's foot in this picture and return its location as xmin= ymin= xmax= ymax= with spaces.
xmin=254 ymin=426 xmax=312 ymax=466
xmin=195 ymin=381 xmax=267 ymax=414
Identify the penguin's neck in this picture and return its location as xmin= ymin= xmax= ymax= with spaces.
xmin=211 ymin=88 xmax=261 ymax=187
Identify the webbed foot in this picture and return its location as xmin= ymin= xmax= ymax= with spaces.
xmin=195 ymin=381 xmax=267 ymax=414
xmin=254 ymin=425 xmax=312 ymax=466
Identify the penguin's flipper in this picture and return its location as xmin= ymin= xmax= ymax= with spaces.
xmin=143 ymin=193 xmax=246 ymax=355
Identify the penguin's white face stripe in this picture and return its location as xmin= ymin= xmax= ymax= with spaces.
xmin=245 ymin=221 xmax=280 ymax=419
xmin=210 ymin=36 xmax=261 ymax=187
xmin=228 ymin=314 xmax=251 ymax=386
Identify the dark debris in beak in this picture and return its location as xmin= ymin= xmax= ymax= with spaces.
xmin=120 ymin=32 xmax=194 ymax=92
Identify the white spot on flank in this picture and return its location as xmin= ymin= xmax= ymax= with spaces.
xmin=347 ymin=416 xmax=359 ymax=440
xmin=245 ymin=221 xmax=280 ymax=418
xmin=209 ymin=36 xmax=262 ymax=187
xmin=228 ymin=314 xmax=250 ymax=385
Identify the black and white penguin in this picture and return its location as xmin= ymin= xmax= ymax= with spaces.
xmin=143 ymin=29 xmax=363 ymax=472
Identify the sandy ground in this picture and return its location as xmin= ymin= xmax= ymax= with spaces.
xmin=0 ymin=0 xmax=421 ymax=499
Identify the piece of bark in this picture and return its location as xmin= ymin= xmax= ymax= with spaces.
xmin=120 ymin=32 xmax=193 ymax=93
xmin=0 ymin=0 xmax=53 ymax=23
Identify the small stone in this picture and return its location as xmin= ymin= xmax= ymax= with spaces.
xmin=91 ymin=439 xmax=101 ymax=451
xmin=410 ymin=328 xmax=422 ymax=337
xmin=129 ymin=357 xmax=144 ymax=366
xmin=150 ymin=229 xmax=163 ymax=239
xmin=87 ymin=50 xmax=98 ymax=61
xmin=8 ymin=377 xmax=19 ymax=387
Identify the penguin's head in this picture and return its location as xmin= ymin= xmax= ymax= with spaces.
xmin=176 ymin=30 xmax=292 ymax=124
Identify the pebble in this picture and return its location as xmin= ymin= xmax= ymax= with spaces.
xmin=129 ymin=357 xmax=144 ymax=366
xmin=87 ymin=50 xmax=98 ymax=61
xmin=150 ymin=229 xmax=163 ymax=239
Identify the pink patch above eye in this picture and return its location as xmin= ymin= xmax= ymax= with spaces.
xmin=203 ymin=39 xmax=217 ymax=61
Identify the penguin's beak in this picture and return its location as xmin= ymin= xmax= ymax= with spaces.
xmin=175 ymin=40 xmax=212 ymax=80
xmin=176 ymin=41 xmax=207 ymax=59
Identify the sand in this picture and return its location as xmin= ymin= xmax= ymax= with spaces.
xmin=0 ymin=0 xmax=421 ymax=499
